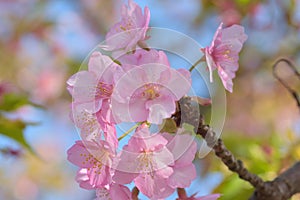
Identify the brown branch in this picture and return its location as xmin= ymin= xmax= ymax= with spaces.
xmin=174 ymin=97 xmax=300 ymax=200
xmin=249 ymin=161 xmax=300 ymax=200
xmin=197 ymin=124 xmax=266 ymax=190
xmin=198 ymin=123 xmax=300 ymax=199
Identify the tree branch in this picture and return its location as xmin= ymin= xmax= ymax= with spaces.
xmin=174 ymin=97 xmax=300 ymax=200
xmin=249 ymin=161 xmax=300 ymax=200
xmin=197 ymin=124 xmax=265 ymax=190
xmin=198 ymin=123 xmax=300 ymax=200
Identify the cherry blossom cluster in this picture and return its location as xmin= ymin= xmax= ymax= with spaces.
xmin=66 ymin=0 xmax=247 ymax=199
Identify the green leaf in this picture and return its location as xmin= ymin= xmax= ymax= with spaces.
xmin=182 ymin=123 xmax=196 ymax=134
xmin=0 ymin=115 xmax=34 ymax=154
xmin=159 ymin=118 xmax=178 ymax=133
xmin=213 ymin=174 xmax=254 ymax=200
xmin=0 ymin=93 xmax=41 ymax=111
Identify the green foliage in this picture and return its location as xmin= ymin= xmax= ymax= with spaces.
xmin=0 ymin=93 xmax=40 ymax=112
xmin=0 ymin=115 xmax=34 ymax=154
xmin=214 ymin=174 xmax=254 ymax=200
xmin=212 ymin=132 xmax=284 ymax=199
xmin=0 ymin=92 xmax=40 ymax=154
xmin=159 ymin=118 xmax=178 ymax=133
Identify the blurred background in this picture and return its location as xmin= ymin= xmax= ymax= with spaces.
xmin=0 ymin=0 xmax=299 ymax=199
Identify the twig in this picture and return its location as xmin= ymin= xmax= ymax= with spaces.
xmin=177 ymin=188 xmax=188 ymax=199
xmin=132 ymin=187 xmax=139 ymax=200
xmin=189 ymin=56 xmax=204 ymax=72
xmin=273 ymin=58 xmax=300 ymax=111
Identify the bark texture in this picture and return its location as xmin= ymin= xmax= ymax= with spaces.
xmin=173 ymin=97 xmax=300 ymax=200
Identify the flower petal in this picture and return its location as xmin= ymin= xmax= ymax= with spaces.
xmin=67 ymin=141 xmax=94 ymax=168
xmin=167 ymin=164 xmax=196 ymax=188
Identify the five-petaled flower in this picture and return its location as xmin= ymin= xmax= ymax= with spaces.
xmin=113 ymin=124 xmax=175 ymax=199
xmin=201 ymin=22 xmax=247 ymax=92
xmin=112 ymin=62 xmax=191 ymax=124
xmin=103 ymin=0 xmax=150 ymax=53
xmin=113 ymin=125 xmax=197 ymax=199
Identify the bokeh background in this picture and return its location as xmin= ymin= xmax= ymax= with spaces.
xmin=0 ymin=0 xmax=300 ymax=199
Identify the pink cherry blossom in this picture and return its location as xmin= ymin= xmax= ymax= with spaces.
xmin=103 ymin=0 xmax=150 ymax=52
xmin=113 ymin=125 xmax=175 ymax=199
xmin=67 ymin=140 xmax=115 ymax=188
xmin=68 ymin=51 xmax=121 ymax=146
xmin=116 ymin=49 xmax=170 ymax=70
xmin=113 ymin=125 xmax=198 ymax=199
xmin=95 ymin=183 xmax=131 ymax=200
xmin=202 ymin=23 xmax=247 ymax=92
xmin=112 ymin=64 xmax=191 ymax=124
xmin=67 ymin=51 xmax=120 ymax=113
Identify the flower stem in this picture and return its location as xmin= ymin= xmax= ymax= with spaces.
xmin=132 ymin=187 xmax=139 ymax=200
xmin=118 ymin=122 xmax=141 ymax=141
xmin=189 ymin=56 xmax=205 ymax=72
xmin=177 ymin=188 xmax=187 ymax=198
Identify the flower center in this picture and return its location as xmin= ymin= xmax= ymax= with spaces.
xmin=119 ymin=19 xmax=134 ymax=31
xmin=96 ymin=188 xmax=111 ymax=200
xmin=222 ymin=49 xmax=231 ymax=58
xmin=137 ymin=151 xmax=155 ymax=175
xmin=95 ymin=82 xmax=113 ymax=99
xmin=77 ymin=110 xmax=99 ymax=139
xmin=141 ymin=84 xmax=160 ymax=100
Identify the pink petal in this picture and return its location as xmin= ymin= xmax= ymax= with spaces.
xmin=114 ymin=146 xmax=142 ymax=173
xmin=130 ymin=126 xmax=168 ymax=151
xmin=163 ymin=68 xmax=192 ymax=100
xmin=128 ymin=99 xmax=149 ymax=122
xmin=209 ymin=23 xmax=223 ymax=52
xmin=112 ymin=67 xmax=146 ymax=103
xmin=88 ymin=52 xmax=105 ymax=75
xmin=146 ymin=95 xmax=176 ymax=124
xmin=103 ymin=123 xmax=118 ymax=150
xmin=166 ymin=133 xmax=197 ymax=167
xmin=88 ymin=165 xmax=112 ymax=187
xmin=67 ymin=141 xmax=94 ymax=168
xmin=152 ymin=148 xmax=175 ymax=171
xmin=72 ymin=102 xmax=102 ymax=140
xmin=68 ymin=71 xmax=97 ymax=102
xmin=222 ymin=24 xmax=248 ymax=44
xmin=109 ymin=184 xmax=131 ymax=200
xmin=134 ymin=173 xmax=174 ymax=199
xmin=112 ymin=169 xmax=138 ymax=184
xmin=76 ymin=169 xmax=94 ymax=190
xmin=204 ymin=48 xmax=216 ymax=82
xmin=218 ymin=67 xmax=233 ymax=93
xmin=167 ymin=164 xmax=196 ymax=188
